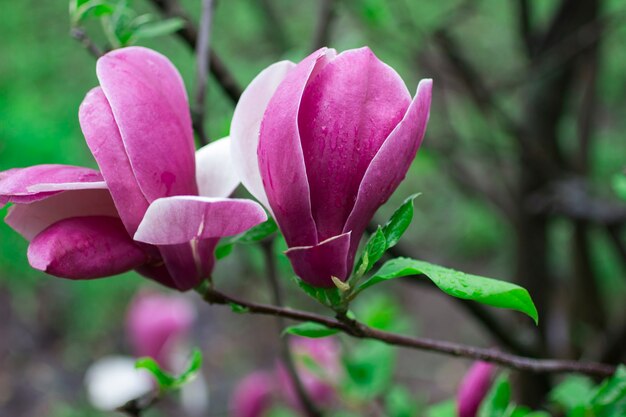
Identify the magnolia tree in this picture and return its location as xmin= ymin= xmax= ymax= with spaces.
xmin=1 ymin=1 xmax=625 ymax=417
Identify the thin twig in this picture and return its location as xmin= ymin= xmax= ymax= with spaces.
xmin=311 ymin=0 xmax=336 ymax=51
xmin=192 ymin=0 xmax=213 ymax=146
xmin=261 ymin=241 xmax=323 ymax=417
xmin=148 ymin=0 xmax=243 ymax=103
xmin=199 ymin=287 xmax=616 ymax=377
xmin=70 ymin=27 xmax=103 ymax=58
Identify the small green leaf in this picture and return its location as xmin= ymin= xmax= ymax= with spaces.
xmin=354 ymin=227 xmax=387 ymax=276
xmin=426 ymin=400 xmax=456 ymax=417
xmin=293 ymin=276 xmax=341 ymax=307
xmin=479 ymin=374 xmax=511 ymax=417
xmin=135 ymin=357 xmax=176 ymax=389
xmin=381 ymin=193 xmax=420 ymax=248
xmin=283 ymin=322 xmax=339 ymax=338
xmin=133 ymin=17 xmax=185 ymax=39
xmin=613 ymin=174 xmax=626 ymax=201
xmin=591 ymin=365 xmax=626 ymax=409
xmin=229 ymin=302 xmax=250 ymax=314
xmin=215 ymin=243 xmax=234 ymax=259
xmin=236 ymin=218 xmax=278 ymax=244
xmin=361 ymin=258 xmax=539 ymax=324
xmin=71 ymin=0 xmax=115 ymax=24
xmin=135 ymin=348 xmax=203 ymax=391
xmin=344 ymin=340 xmax=395 ymax=398
xmin=385 ymin=385 xmax=419 ymax=417
xmin=550 ymin=376 xmax=595 ymax=411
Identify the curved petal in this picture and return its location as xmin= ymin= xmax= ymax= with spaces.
xmin=6 ymin=189 xmax=118 ymax=240
xmin=285 ymin=232 xmax=351 ymax=287
xmin=0 ymin=165 xmax=105 ymax=206
xmin=230 ymin=60 xmax=295 ymax=210
xmin=299 ymin=47 xmax=412 ymax=240
xmin=28 ymin=216 xmax=148 ymax=279
xmin=343 ymin=79 xmax=432 ymax=263
xmin=80 ymin=87 xmax=150 ymax=235
xmin=158 ymin=240 xmax=219 ymax=291
xmin=134 ymin=196 xmax=268 ymax=245
xmin=258 ymin=48 xmax=336 ymax=247
xmin=196 ymin=137 xmax=240 ymax=198
xmin=96 ymin=46 xmax=197 ymax=201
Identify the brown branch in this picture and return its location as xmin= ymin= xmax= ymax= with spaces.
xmin=70 ymin=27 xmax=103 ymax=59
xmin=517 ymin=0 xmax=534 ymax=57
xmin=192 ymin=0 xmax=213 ymax=146
xmin=311 ymin=0 xmax=336 ymax=51
xmin=148 ymin=0 xmax=243 ymax=103
xmin=261 ymin=241 xmax=322 ymax=417
xmin=199 ymin=287 xmax=616 ymax=377
xmin=255 ymin=0 xmax=292 ymax=52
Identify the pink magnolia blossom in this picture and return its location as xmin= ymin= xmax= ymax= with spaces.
xmin=126 ymin=291 xmax=195 ymax=370
xmin=231 ymin=371 xmax=276 ymax=417
xmin=231 ymin=47 xmax=432 ymax=287
xmin=0 ymin=47 xmax=267 ymax=290
xmin=457 ymin=361 xmax=496 ymax=417
xmin=230 ymin=337 xmax=342 ymax=416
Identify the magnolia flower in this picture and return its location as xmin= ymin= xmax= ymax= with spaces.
xmin=0 ymin=47 xmax=267 ymax=290
xmin=457 ymin=361 xmax=496 ymax=417
xmin=231 ymin=371 xmax=276 ymax=417
xmin=126 ymin=290 xmax=195 ymax=370
xmin=230 ymin=337 xmax=342 ymax=416
xmin=231 ymin=47 xmax=432 ymax=287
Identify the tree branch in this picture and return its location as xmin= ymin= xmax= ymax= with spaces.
xmin=311 ymin=0 xmax=336 ymax=51
xmin=192 ymin=0 xmax=213 ymax=146
xmin=70 ymin=27 xmax=103 ymax=59
xmin=261 ymin=241 xmax=322 ymax=417
xmin=199 ymin=287 xmax=616 ymax=377
xmin=148 ymin=0 xmax=243 ymax=103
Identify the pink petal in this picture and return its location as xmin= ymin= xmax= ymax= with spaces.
xmin=158 ymin=240 xmax=219 ymax=291
xmin=343 ymin=79 xmax=432 ymax=263
xmin=299 ymin=47 xmax=412 ymax=241
xmin=134 ymin=196 xmax=268 ymax=245
xmin=28 ymin=216 xmax=147 ymax=279
xmin=195 ymin=137 xmax=240 ymax=198
xmin=96 ymin=47 xmax=198 ymax=201
xmin=457 ymin=362 xmax=496 ymax=417
xmin=0 ymin=165 xmax=105 ymax=206
xmin=126 ymin=291 xmax=195 ymax=369
xmin=231 ymin=60 xmax=296 ymax=210
xmin=258 ymin=48 xmax=336 ymax=247
xmin=230 ymin=371 xmax=276 ymax=417
xmin=79 ymin=87 xmax=150 ymax=235
xmin=285 ymin=232 xmax=351 ymax=287
xmin=6 ymin=189 xmax=118 ymax=240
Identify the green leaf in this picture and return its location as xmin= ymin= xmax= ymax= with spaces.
xmin=381 ymin=193 xmax=420 ymax=248
xmin=133 ymin=17 xmax=185 ymax=39
xmin=550 ymin=376 xmax=595 ymax=411
xmin=215 ymin=243 xmax=234 ymax=259
xmin=426 ymin=400 xmax=456 ymax=417
xmin=293 ymin=276 xmax=341 ymax=307
xmin=354 ymin=227 xmax=387 ymax=276
xmin=613 ymin=174 xmax=626 ymax=201
xmin=344 ymin=340 xmax=395 ymax=398
xmin=229 ymin=302 xmax=250 ymax=314
xmin=353 ymin=194 xmax=419 ymax=277
xmin=361 ymin=258 xmax=539 ymax=324
xmin=385 ymin=385 xmax=419 ymax=417
xmin=135 ymin=348 xmax=203 ymax=391
xmin=591 ymin=365 xmax=626 ymax=416
xmin=479 ymin=374 xmax=511 ymax=417
xmin=135 ymin=357 xmax=176 ymax=389
xmin=283 ymin=322 xmax=339 ymax=338
xmin=71 ymin=0 xmax=115 ymax=24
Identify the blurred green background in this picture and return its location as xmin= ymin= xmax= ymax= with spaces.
xmin=1 ymin=0 xmax=626 ymax=416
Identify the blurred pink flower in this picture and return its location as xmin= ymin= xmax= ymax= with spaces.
xmin=231 ymin=371 xmax=276 ymax=417
xmin=0 ymin=47 xmax=266 ymax=290
xmin=457 ymin=361 xmax=496 ymax=417
xmin=231 ymin=47 xmax=432 ymax=287
xmin=126 ymin=291 xmax=195 ymax=370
